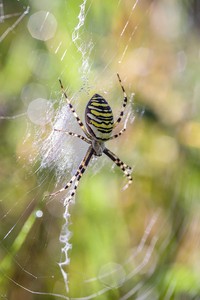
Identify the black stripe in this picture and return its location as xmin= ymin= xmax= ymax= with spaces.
xmin=97 ymin=128 xmax=113 ymax=133
xmin=90 ymin=99 xmax=107 ymax=104
xmin=89 ymin=104 xmax=111 ymax=111
xmin=91 ymin=93 xmax=102 ymax=98
xmin=87 ymin=106 xmax=112 ymax=113
xmin=88 ymin=116 xmax=113 ymax=126
xmin=88 ymin=114 xmax=114 ymax=121
xmin=87 ymin=109 xmax=113 ymax=121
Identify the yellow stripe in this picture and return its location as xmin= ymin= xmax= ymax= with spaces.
xmin=91 ymin=102 xmax=109 ymax=107
xmin=91 ymin=109 xmax=113 ymax=118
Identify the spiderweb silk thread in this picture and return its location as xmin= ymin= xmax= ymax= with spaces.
xmin=58 ymin=0 xmax=90 ymax=293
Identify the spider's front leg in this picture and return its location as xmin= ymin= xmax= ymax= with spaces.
xmin=110 ymin=111 xmax=131 ymax=140
xmin=113 ymin=73 xmax=128 ymax=128
xmin=59 ymin=79 xmax=91 ymax=139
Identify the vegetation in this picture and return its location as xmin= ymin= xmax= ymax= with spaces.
xmin=1 ymin=0 xmax=200 ymax=299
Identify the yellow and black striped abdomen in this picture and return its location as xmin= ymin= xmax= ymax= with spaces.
xmin=85 ymin=94 xmax=114 ymax=141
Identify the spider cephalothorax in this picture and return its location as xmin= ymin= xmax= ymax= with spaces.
xmin=49 ymin=74 xmax=132 ymax=205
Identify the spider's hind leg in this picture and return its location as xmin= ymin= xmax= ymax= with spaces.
xmin=103 ymin=147 xmax=132 ymax=189
xmin=48 ymin=170 xmax=82 ymax=198
xmin=63 ymin=146 xmax=94 ymax=205
xmin=48 ymin=146 xmax=94 ymax=205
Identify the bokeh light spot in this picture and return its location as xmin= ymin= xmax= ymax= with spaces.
xmin=27 ymin=11 xmax=57 ymax=41
xmin=27 ymin=98 xmax=54 ymax=125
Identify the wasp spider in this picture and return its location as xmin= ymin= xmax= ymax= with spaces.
xmin=49 ymin=74 xmax=132 ymax=204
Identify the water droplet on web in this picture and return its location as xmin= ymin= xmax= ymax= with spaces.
xmin=35 ymin=210 xmax=43 ymax=218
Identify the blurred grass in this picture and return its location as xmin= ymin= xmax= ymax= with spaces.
xmin=1 ymin=0 xmax=200 ymax=299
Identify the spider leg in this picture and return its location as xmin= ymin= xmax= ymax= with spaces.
xmin=59 ymin=79 xmax=91 ymax=139
xmin=110 ymin=111 xmax=131 ymax=140
xmin=64 ymin=146 xmax=94 ymax=206
xmin=103 ymin=147 xmax=132 ymax=189
xmin=48 ymin=146 xmax=94 ymax=204
xmin=54 ymin=128 xmax=91 ymax=144
xmin=109 ymin=127 xmax=126 ymax=140
xmin=48 ymin=171 xmax=82 ymax=197
xmin=113 ymin=73 xmax=128 ymax=128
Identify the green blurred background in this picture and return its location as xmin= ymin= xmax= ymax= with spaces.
xmin=1 ymin=0 xmax=200 ymax=299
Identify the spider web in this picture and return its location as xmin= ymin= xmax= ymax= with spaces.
xmin=1 ymin=0 xmax=200 ymax=299
xmin=0 ymin=1 xmax=29 ymax=42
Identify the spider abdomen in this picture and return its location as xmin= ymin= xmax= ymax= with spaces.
xmin=85 ymin=94 xmax=114 ymax=141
